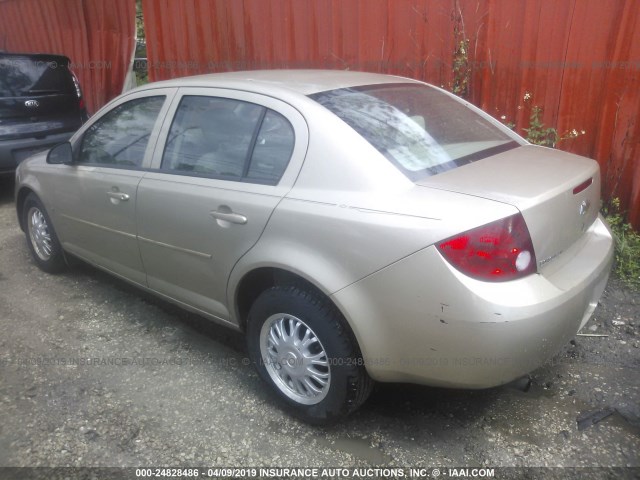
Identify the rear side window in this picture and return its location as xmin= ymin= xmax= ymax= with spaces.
xmin=247 ymin=110 xmax=295 ymax=183
xmin=78 ymin=96 xmax=165 ymax=168
xmin=311 ymin=84 xmax=518 ymax=180
xmin=0 ymin=56 xmax=75 ymax=97
xmin=162 ymin=96 xmax=294 ymax=185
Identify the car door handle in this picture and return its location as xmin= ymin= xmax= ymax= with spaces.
xmin=107 ymin=191 xmax=130 ymax=201
xmin=209 ymin=210 xmax=247 ymax=225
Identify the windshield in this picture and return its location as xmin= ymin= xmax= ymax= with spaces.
xmin=0 ymin=55 xmax=75 ymax=97
xmin=310 ymin=83 xmax=519 ymax=180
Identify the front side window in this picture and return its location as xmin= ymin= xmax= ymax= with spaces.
xmin=310 ymin=84 xmax=518 ymax=180
xmin=78 ymin=96 xmax=165 ymax=167
xmin=162 ymin=96 xmax=294 ymax=185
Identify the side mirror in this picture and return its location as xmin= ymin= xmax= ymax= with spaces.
xmin=47 ymin=142 xmax=73 ymax=165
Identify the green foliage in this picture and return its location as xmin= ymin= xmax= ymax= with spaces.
xmin=452 ymin=38 xmax=470 ymax=98
xmin=501 ymin=93 xmax=586 ymax=147
xmin=134 ymin=0 xmax=148 ymax=86
xmin=135 ymin=71 xmax=148 ymax=86
xmin=136 ymin=0 xmax=145 ymax=43
xmin=523 ymin=106 xmax=558 ymax=148
xmin=450 ymin=2 xmax=470 ymax=99
xmin=602 ymin=198 xmax=640 ymax=289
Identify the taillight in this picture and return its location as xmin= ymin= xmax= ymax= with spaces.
xmin=70 ymin=71 xmax=83 ymax=99
xmin=437 ymin=213 xmax=537 ymax=282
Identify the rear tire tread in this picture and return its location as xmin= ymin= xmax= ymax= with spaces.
xmin=247 ymin=284 xmax=373 ymax=424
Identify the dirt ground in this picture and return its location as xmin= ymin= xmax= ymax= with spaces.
xmin=0 ymin=175 xmax=638 ymax=479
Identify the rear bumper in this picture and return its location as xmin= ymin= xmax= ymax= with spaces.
xmin=332 ymin=216 xmax=614 ymax=388
xmin=0 ymin=132 xmax=73 ymax=174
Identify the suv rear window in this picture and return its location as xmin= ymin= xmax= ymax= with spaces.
xmin=310 ymin=84 xmax=518 ymax=180
xmin=0 ymin=55 xmax=75 ymax=97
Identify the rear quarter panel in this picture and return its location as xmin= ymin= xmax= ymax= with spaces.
xmin=227 ymin=110 xmax=519 ymax=323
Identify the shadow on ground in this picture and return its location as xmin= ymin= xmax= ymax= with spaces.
xmin=0 ymin=175 xmax=15 ymax=205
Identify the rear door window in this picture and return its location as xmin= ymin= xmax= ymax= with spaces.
xmin=161 ymin=96 xmax=294 ymax=185
xmin=247 ymin=110 xmax=295 ymax=183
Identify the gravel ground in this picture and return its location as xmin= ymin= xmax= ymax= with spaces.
xmin=0 ymin=175 xmax=638 ymax=478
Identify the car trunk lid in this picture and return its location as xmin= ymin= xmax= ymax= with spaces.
xmin=416 ymin=145 xmax=601 ymax=274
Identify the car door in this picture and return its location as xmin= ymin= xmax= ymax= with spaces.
xmin=136 ymin=88 xmax=308 ymax=323
xmin=46 ymin=89 xmax=175 ymax=284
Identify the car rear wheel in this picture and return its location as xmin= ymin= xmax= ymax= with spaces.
xmin=23 ymin=193 xmax=66 ymax=273
xmin=247 ymin=285 xmax=373 ymax=424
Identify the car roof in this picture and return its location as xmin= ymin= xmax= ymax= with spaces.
xmin=141 ymin=69 xmax=422 ymax=96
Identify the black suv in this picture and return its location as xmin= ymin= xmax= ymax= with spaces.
xmin=0 ymin=53 xmax=88 ymax=175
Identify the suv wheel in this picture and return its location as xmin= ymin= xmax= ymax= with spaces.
xmin=247 ymin=285 xmax=373 ymax=424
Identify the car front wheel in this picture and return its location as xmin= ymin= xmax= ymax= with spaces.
xmin=23 ymin=193 xmax=66 ymax=273
xmin=247 ymin=285 xmax=373 ymax=424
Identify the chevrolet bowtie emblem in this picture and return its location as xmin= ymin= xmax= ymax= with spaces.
xmin=579 ymin=200 xmax=590 ymax=216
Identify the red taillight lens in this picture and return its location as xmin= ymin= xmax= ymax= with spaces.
xmin=572 ymin=177 xmax=593 ymax=195
xmin=438 ymin=213 xmax=537 ymax=282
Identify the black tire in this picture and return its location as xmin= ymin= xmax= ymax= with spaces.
xmin=246 ymin=285 xmax=373 ymax=424
xmin=22 ymin=193 xmax=66 ymax=273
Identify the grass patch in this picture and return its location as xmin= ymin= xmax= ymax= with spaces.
xmin=602 ymin=198 xmax=640 ymax=289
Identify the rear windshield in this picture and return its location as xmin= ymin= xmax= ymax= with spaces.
xmin=310 ymin=84 xmax=519 ymax=180
xmin=0 ymin=56 xmax=75 ymax=97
